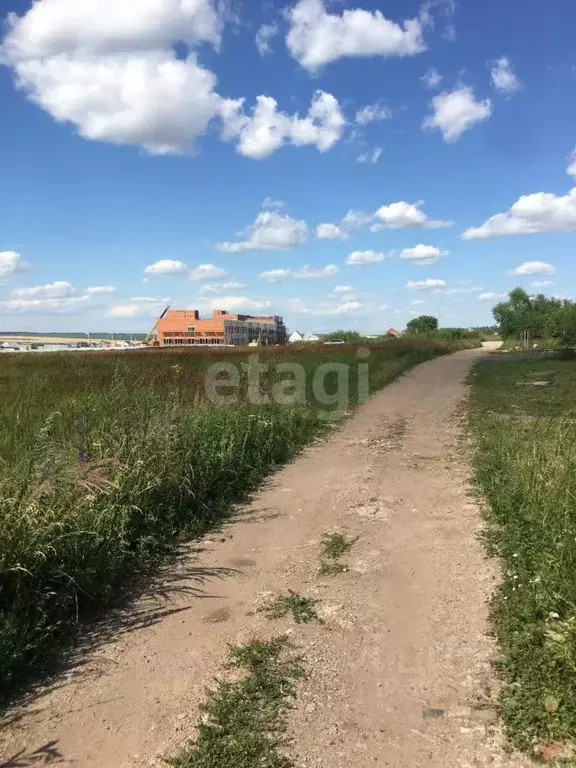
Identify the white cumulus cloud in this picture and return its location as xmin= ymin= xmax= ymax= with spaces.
xmin=144 ymin=260 xmax=226 ymax=280
xmin=1 ymin=0 xmax=223 ymax=154
xmin=210 ymin=296 xmax=272 ymax=311
xmin=407 ymin=278 xmax=447 ymax=290
xmin=2 ymin=0 xmax=345 ymax=159
xmin=316 ymin=201 xmax=451 ymax=241
xmin=86 ymin=285 xmax=116 ymax=295
xmin=8 ymin=50 xmax=223 ymax=155
xmin=462 ymin=187 xmax=576 ymax=239
xmin=286 ymin=0 xmax=425 ymax=71
xmin=12 ymin=280 xmax=75 ymax=299
xmin=220 ymin=90 xmax=345 ymax=159
xmin=347 ymin=250 xmax=389 ymax=265
xmin=357 ymin=147 xmax=383 ymax=164
xmin=200 ymin=281 xmax=246 ymax=295
xmin=490 ymin=56 xmax=520 ymax=95
xmin=2 ymin=0 xmax=222 ymax=59
xmin=145 ymin=259 xmax=189 ymax=275
xmin=511 ymin=261 xmax=555 ymax=276
xmin=2 ymin=295 xmax=90 ymax=314
xmin=188 ymin=264 xmax=227 ymax=280
xmin=372 ymin=201 xmax=452 ymax=230
xmin=216 ymin=210 xmax=309 ymax=252
xmin=262 ymin=196 xmax=285 ymax=210
xmin=0 ymin=251 xmax=27 ymax=281
xmin=399 ymin=244 xmax=448 ymax=265
xmin=333 ymin=285 xmax=354 ymax=294
xmin=289 ymin=297 xmax=363 ymax=315
xmin=259 ymin=264 xmax=338 ymax=282
xmin=355 ymin=104 xmax=391 ymax=125
xmin=421 ymin=67 xmax=442 ymax=89
xmin=477 ymin=292 xmax=507 ymax=301
xmin=255 ymin=22 xmax=278 ymax=56
xmin=532 ymin=280 xmax=554 ymax=288
xmin=316 ymin=222 xmax=347 ymax=239
xmin=107 ymin=296 xmax=169 ymax=318
xmin=567 ymin=148 xmax=576 ymax=178
xmin=423 ymin=86 xmax=492 ymax=142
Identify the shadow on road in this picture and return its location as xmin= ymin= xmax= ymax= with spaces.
xmin=0 ymin=741 xmax=63 ymax=767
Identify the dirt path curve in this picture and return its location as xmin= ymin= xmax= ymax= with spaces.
xmin=1 ymin=349 xmax=530 ymax=768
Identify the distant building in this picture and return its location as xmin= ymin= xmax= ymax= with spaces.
xmin=288 ymin=330 xmax=320 ymax=343
xmin=155 ymin=309 xmax=287 ymax=347
xmin=386 ymin=328 xmax=401 ymax=337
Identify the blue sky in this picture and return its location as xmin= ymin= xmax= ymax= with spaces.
xmin=1 ymin=0 xmax=575 ymax=334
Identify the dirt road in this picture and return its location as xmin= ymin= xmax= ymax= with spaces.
xmin=0 ymin=348 xmax=529 ymax=767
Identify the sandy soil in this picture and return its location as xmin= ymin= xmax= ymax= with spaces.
xmin=0 ymin=348 xmax=530 ymax=767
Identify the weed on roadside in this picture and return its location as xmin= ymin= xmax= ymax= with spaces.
xmin=170 ymin=636 xmax=303 ymax=768
xmin=318 ymin=560 xmax=346 ymax=576
xmin=318 ymin=532 xmax=358 ymax=575
xmin=470 ymin=356 xmax=576 ymax=752
xmin=258 ymin=591 xmax=323 ymax=624
xmin=322 ymin=532 xmax=358 ymax=560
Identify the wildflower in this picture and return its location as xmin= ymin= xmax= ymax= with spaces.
xmin=549 ymin=611 xmax=560 ymax=619
xmin=170 ymin=364 xmax=182 ymax=375
xmin=78 ymin=451 xmax=89 ymax=464
xmin=512 ymin=553 xmax=519 ymax=558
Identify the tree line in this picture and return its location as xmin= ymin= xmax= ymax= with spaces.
xmin=493 ymin=288 xmax=576 ymax=343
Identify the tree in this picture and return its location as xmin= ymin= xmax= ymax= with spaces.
xmin=493 ymin=288 xmax=565 ymax=340
xmin=406 ymin=315 xmax=439 ymax=334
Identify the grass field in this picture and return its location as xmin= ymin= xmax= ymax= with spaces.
xmin=0 ymin=338 xmax=475 ymax=700
xmin=470 ymin=355 xmax=576 ymax=755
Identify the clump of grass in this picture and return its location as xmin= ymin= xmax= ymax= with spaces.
xmin=318 ymin=560 xmax=346 ymax=576
xmin=322 ymin=532 xmax=358 ymax=560
xmin=258 ymin=591 xmax=322 ymax=624
xmin=318 ymin=532 xmax=358 ymax=575
xmin=170 ymin=636 xmax=303 ymax=768
xmin=470 ymin=356 xmax=576 ymax=752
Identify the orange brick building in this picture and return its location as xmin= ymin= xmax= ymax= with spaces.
xmin=154 ymin=309 xmax=287 ymax=346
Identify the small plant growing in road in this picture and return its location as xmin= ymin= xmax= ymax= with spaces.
xmin=318 ymin=560 xmax=346 ymax=576
xmin=318 ymin=532 xmax=358 ymax=575
xmin=322 ymin=532 xmax=357 ymax=560
xmin=170 ymin=636 xmax=303 ymax=768
xmin=258 ymin=591 xmax=323 ymax=624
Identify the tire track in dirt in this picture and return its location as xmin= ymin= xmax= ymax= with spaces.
xmin=0 ymin=349 xmax=531 ymax=767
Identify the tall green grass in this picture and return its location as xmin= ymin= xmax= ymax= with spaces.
xmin=0 ymin=339 xmax=474 ymax=699
xmin=470 ymin=357 xmax=576 ymax=751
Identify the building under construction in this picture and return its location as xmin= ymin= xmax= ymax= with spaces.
xmin=153 ymin=308 xmax=287 ymax=347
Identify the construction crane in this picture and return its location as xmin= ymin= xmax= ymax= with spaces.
xmin=144 ymin=305 xmax=169 ymax=346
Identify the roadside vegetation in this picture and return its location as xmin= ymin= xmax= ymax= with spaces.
xmin=324 ymin=322 xmax=496 ymax=344
xmin=258 ymin=591 xmax=322 ymax=625
xmin=318 ymin=532 xmax=358 ymax=574
xmin=470 ymin=355 xmax=576 ymax=754
xmin=170 ymin=636 xmax=303 ymax=768
xmin=0 ymin=338 xmax=476 ymax=699
xmin=494 ymin=287 xmax=576 ymax=345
